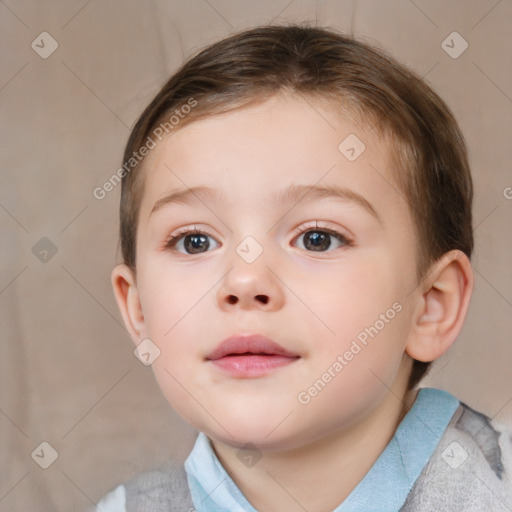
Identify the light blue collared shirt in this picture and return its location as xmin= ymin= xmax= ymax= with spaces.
xmin=184 ymin=387 xmax=460 ymax=512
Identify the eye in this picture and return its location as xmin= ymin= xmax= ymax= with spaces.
xmin=291 ymin=223 xmax=352 ymax=252
xmin=165 ymin=227 xmax=220 ymax=255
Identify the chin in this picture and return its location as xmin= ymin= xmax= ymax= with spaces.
xmin=197 ymin=414 xmax=333 ymax=454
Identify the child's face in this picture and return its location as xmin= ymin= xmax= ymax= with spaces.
xmin=125 ymin=93 xmax=422 ymax=450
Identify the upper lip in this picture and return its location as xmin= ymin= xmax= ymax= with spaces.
xmin=206 ymin=334 xmax=299 ymax=360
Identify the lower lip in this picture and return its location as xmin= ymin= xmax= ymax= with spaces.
xmin=209 ymin=354 xmax=299 ymax=378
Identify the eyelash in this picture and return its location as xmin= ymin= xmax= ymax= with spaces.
xmin=164 ymin=226 xmax=212 ymax=250
xmin=291 ymin=222 xmax=353 ymax=250
xmin=164 ymin=222 xmax=353 ymax=254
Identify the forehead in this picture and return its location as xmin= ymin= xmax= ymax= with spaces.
xmin=138 ymin=93 xmax=408 ymax=227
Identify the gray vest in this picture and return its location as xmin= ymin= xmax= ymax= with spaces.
xmin=123 ymin=459 xmax=195 ymax=512
xmin=120 ymin=402 xmax=512 ymax=511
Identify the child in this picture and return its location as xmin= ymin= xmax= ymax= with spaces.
xmin=94 ymin=24 xmax=512 ymax=511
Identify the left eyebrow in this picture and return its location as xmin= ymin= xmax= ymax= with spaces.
xmin=149 ymin=183 xmax=381 ymax=224
xmin=271 ymin=183 xmax=382 ymax=224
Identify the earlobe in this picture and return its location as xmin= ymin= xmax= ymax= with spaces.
xmin=111 ymin=263 xmax=146 ymax=345
xmin=405 ymin=250 xmax=474 ymax=363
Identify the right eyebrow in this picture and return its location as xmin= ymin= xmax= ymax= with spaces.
xmin=149 ymin=186 xmax=225 ymax=218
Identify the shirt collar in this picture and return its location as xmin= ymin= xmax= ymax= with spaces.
xmin=184 ymin=387 xmax=460 ymax=512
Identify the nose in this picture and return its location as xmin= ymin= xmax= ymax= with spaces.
xmin=216 ymin=253 xmax=285 ymax=312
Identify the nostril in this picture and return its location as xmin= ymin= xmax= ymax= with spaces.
xmin=225 ymin=295 xmax=269 ymax=305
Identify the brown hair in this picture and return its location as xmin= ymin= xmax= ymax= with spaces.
xmin=118 ymin=24 xmax=473 ymax=390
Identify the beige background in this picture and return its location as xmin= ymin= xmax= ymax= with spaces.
xmin=1 ymin=0 xmax=511 ymax=510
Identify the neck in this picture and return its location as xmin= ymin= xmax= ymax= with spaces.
xmin=210 ymin=360 xmax=419 ymax=512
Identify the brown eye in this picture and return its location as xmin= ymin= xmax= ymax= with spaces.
xmin=293 ymin=228 xmax=350 ymax=252
xmin=166 ymin=230 xmax=220 ymax=255
xmin=181 ymin=233 xmax=210 ymax=254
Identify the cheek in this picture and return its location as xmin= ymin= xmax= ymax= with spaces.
xmin=137 ymin=261 xmax=224 ymax=392
xmin=142 ymin=280 xmax=210 ymax=429
xmin=301 ymin=256 xmax=401 ymax=338
xmin=296 ymin=308 xmax=409 ymax=431
xmin=138 ymin=260 xmax=215 ymax=341
xmin=150 ymin=363 xmax=209 ymax=433
xmin=301 ymin=256 xmax=409 ymax=381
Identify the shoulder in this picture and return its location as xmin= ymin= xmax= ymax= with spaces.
xmin=91 ymin=460 xmax=195 ymax=512
xmin=401 ymin=400 xmax=512 ymax=511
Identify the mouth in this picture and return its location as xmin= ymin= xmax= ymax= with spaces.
xmin=206 ymin=334 xmax=300 ymax=378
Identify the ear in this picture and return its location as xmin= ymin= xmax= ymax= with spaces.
xmin=405 ymin=250 xmax=474 ymax=362
xmin=111 ymin=263 xmax=147 ymax=345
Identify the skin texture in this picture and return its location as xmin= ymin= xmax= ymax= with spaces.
xmin=111 ymin=92 xmax=474 ymax=511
